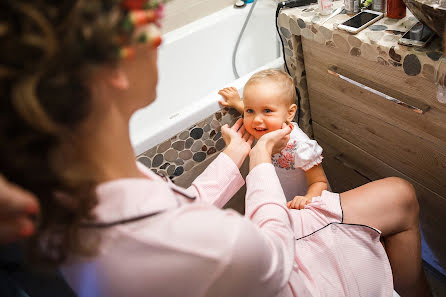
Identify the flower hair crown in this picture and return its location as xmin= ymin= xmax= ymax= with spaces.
xmin=118 ymin=0 xmax=168 ymax=59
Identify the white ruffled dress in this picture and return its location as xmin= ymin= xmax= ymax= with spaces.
xmin=272 ymin=122 xmax=324 ymax=201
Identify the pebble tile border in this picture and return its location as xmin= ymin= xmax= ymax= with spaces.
xmin=136 ymin=108 xmax=241 ymax=181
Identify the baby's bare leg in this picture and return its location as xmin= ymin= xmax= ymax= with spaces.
xmin=340 ymin=177 xmax=431 ymax=297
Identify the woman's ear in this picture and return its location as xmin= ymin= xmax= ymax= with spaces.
xmin=108 ymin=68 xmax=129 ymax=90
xmin=287 ymin=103 xmax=297 ymax=122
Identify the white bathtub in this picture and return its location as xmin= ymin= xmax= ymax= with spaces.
xmin=130 ymin=3 xmax=409 ymax=295
xmin=130 ymin=0 xmax=283 ymax=155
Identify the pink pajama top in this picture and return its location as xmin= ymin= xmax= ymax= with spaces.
xmin=61 ymin=152 xmax=295 ymax=297
xmin=61 ymin=152 xmax=393 ymax=297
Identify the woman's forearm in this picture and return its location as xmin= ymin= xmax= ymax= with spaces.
xmin=244 ymin=162 xmax=295 ymax=293
xmin=248 ymin=146 xmax=272 ymax=171
xmin=187 ymin=152 xmax=245 ymax=208
xmin=223 ymin=143 xmax=249 ymax=169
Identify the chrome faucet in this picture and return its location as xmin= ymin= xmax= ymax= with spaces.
xmin=234 ymin=0 xmax=246 ymax=8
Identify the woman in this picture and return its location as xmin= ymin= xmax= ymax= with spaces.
xmin=0 ymin=1 xmax=432 ymax=296
xmin=0 ymin=1 xmax=294 ymax=296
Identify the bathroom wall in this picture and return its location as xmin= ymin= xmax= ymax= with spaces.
xmin=162 ymin=0 xmax=235 ymax=33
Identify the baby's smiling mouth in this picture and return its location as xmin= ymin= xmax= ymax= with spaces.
xmin=254 ymin=128 xmax=268 ymax=132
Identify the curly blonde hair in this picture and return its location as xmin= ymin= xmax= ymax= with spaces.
xmin=245 ymin=69 xmax=297 ymax=106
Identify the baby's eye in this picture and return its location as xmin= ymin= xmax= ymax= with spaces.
xmin=264 ymin=109 xmax=272 ymax=113
xmin=245 ymin=109 xmax=254 ymax=114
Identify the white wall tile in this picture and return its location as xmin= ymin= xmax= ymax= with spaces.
xmin=162 ymin=0 xmax=235 ymax=33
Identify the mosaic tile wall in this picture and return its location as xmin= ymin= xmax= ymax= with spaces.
xmin=136 ymin=108 xmax=241 ymax=181
xmin=277 ymin=1 xmax=445 ymax=136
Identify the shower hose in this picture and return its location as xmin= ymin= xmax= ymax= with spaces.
xmin=232 ymin=0 xmax=316 ymax=79
xmin=231 ymin=0 xmax=259 ymax=79
xmin=231 ymin=0 xmax=317 ymax=121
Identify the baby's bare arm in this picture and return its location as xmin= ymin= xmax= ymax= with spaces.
xmin=304 ymin=164 xmax=328 ymax=198
xmin=218 ymin=87 xmax=244 ymax=114
xmin=287 ymin=164 xmax=328 ymax=209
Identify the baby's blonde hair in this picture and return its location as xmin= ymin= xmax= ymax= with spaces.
xmin=245 ymin=69 xmax=296 ymax=106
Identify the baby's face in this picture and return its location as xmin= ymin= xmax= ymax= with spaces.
xmin=243 ymin=82 xmax=293 ymax=139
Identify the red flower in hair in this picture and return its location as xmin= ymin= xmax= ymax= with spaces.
xmin=122 ymin=0 xmax=148 ymax=10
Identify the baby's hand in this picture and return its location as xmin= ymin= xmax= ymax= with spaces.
xmin=287 ymin=195 xmax=313 ymax=210
xmin=218 ymin=87 xmax=241 ymax=109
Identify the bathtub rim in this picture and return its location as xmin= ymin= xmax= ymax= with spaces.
xmin=131 ymin=57 xmax=284 ymax=156
xmin=161 ymin=3 xmax=249 ymax=47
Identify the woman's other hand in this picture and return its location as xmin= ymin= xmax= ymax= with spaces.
xmin=0 ymin=175 xmax=39 ymax=243
xmin=249 ymin=123 xmax=291 ymax=170
xmin=256 ymin=123 xmax=291 ymax=155
xmin=221 ymin=118 xmax=255 ymax=168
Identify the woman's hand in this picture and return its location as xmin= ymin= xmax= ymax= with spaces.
xmin=249 ymin=123 xmax=292 ymax=171
xmin=257 ymin=123 xmax=292 ymax=155
xmin=0 ymin=175 xmax=39 ymax=243
xmin=221 ymin=118 xmax=255 ymax=168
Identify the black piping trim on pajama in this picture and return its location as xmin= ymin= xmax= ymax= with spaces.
xmin=295 ymin=222 xmax=381 ymax=241
xmin=79 ymin=211 xmax=166 ymax=228
xmin=295 ymin=193 xmax=380 ymax=241
xmin=339 ymin=193 xmax=344 ymax=223
xmin=80 ymin=181 xmax=196 ymax=228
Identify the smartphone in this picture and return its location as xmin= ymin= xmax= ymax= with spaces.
xmin=337 ymin=10 xmax=384 ymax=34
xmin=398 ymin=22 xmax=435 ymax=47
